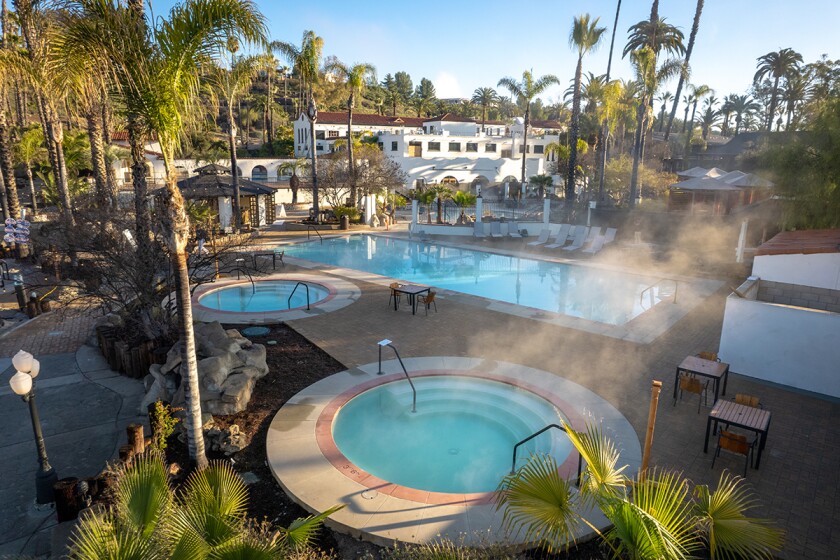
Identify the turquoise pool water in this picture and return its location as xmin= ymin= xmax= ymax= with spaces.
xmin=283 ymin=234 xmax=663 ymax=325
xmin=199 ymin=280 xmax=329 ymax=312
xmin=331 ymin=376 xmax=573 ymax=494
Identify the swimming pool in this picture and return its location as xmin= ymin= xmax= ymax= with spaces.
xmin=283 ymin=234 xmax=664 ymax=325
xmin=198 ymin=280 xmax=330 ymax=312
xmin=331 ymin=375 xmax=573 ymax=494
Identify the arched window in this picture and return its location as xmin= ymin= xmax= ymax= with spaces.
xmin=441 ymin=176 xmax=458 ymax=186
xmin=251 ymin=165 xmax=268 ymax=181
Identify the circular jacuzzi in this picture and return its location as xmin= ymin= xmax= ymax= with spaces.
xmin=331 ymin=375 xmax=572 ymax=494
xmin=198 ymin=280 xmax=330 ymax=312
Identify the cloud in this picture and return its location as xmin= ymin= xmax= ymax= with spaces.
xmin=434 ymin=72 xmax=464 ymax=99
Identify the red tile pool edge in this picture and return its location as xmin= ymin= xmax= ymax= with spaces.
xmin=315 ymin=370 xmax=588 ymax=506
xmin=191 ymin=278 xmax=339 ymax=314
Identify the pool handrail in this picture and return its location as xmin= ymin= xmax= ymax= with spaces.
xmin=376 ymin=340 xmax=417 ymax=413
xmin=511 ymin=423 xmax=582 ymax=486
xmin=640 ymin=278 xmax=678 ymax=309
xmin=287 ymin=281 xmax=311 ymax=310
xmin=307 ymin=225 xmax=323 ymax=244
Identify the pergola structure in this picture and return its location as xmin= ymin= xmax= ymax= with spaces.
xmin=173 ymin=163 xmax=276 ymax=229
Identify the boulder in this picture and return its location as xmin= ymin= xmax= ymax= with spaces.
xmin=235 ymin=344 xmax=268 ymax=376
xmin=203 ymin=374 xmax=255 ymax=415
xmin=161 ymin=343 xmax=182 ymax=374
xmin=198 ymin=356 xmax=229 ymax=392
xmin=196 ymin=321 xmax=240 ymax=357
xmin=139 ymin=379 xmax=167 ymax=414
xmin=231 ymin=365 xmax=266 ymax=380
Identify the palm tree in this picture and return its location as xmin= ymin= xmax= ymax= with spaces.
xmin=271 ymin=30 xmax=323 ymax=112
xmin=730 ymin=94 xmax=761 ymax=135
xmin=754 ymin=48 xmax=803 ymax=131
xmin=595 ymin=0 xmax=622 ymax=204
xmin=720 ymin=94 xmax=735 ymax=136
xmin=498 ymin=70 xmax=560 ymax=186
xmin=323 ymin=57 xmax=376 ymax=207
xmin=665 ymin=0 xmax=705 ymax=141
xmin=278 ymin=157 xmax=309 ymax=205
xmin=13 ymin=125 xmax=44 ymax=216
xmin=656 ymin=91 xmax=673 ymax=131
xmin=782 ymin=72 xmax=809 ymax=129
xmin=428 ymin=184 xmax=452 ymax=224
xmin=685 ymin=83 xmax=712 ymax=152
xmin=206 ymin=55 xmax=260 ymax=232
xmin=699 ymin=106 xmax=719 ymax=139
xmin=69 ymin=452 xmax=342 ymax=559
xmin=415 ymin=188 xmax=437 ymax=225
xmin=529 ymin=174 xmax=554 ymax=199
xmin=64 ymin=0 xmax=266 ymax=469
xmin=567 ymin=14 xmax=606 ymax=205
xmin=451 ymin=190 xmax=477 ymax=222
xmin=622 ymin=17 xmax=685 ymax=58
xmin=681 ymin=92 xmax=694 ymax=133
xmin=496 ymin=420 xmax=785 ymax=558
xmin=471 ymin=87 xmax=498 ymax=132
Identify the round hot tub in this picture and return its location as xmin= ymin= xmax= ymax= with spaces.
xmin=331 ymin=375 xmax=573 ymax=494
xmin=198 ymin=280 xmax=330 ymax=312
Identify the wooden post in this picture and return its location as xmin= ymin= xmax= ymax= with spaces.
xmin=641 ymin=380 xmax=663 ymax=477
xmin=127 ymin=423 xmax=145 ymax=455
xmin=118 ymin=444 xmax=135 ymax=465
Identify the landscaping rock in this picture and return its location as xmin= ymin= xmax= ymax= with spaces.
xmin=198 ymin=356 xmax=228 ymax=392
xmin=236 ymin=344 xmax=268 ymax=376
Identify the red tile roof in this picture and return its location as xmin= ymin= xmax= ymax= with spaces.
xmin=424 ymin=113 xmax=477 ymax=123
xmin=755 ymin=229 xmax=840 ymax=256
xmin=314 ymin=112 xmax=425 ymax=127
xmin=530 ymin=119 xmax=565 ymax=129
xmin=111 ymin=131 xmax=158 ymax=142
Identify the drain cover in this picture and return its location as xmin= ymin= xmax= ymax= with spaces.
xmin=448 ymin=448 xmax=460 ymax=455
xmin=241 ymin=326 xmax=270 ymax=337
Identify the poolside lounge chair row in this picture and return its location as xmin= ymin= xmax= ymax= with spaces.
xmin=528 ymin=225 xmax=617 ymax=255
xmin=474 ymin=221 xmax=524 ymax=239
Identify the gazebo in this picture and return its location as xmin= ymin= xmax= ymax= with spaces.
xmin=174 ymin=164 xmax=276 ymax=229
xmin=667 ymin=169 xmax=773 ymax=215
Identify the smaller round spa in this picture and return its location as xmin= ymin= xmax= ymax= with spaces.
xmin=198 ymin=280 xmax=330 ymax=312
xmin=331 ymin=375 xmax=573 ymax=494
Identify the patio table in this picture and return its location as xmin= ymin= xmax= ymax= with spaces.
xmin=392 ymin=284 xmax=431 ymax=315
xmin=704 ymin=399 xmax=772 ymax=468
xmin=673 ymin=355 xmax=729 ymax=403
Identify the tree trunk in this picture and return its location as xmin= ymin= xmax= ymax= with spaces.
xmin=128 ymin=118 xmax=151 ymax=255
xmin=597 ymin=0 xmax=622 ymax=205
xmin=628 ymin=99 xmax=646 ymax=207
xmin=665 ymin=0 xmax=704 ymax=140
xmin=290 ymin=172 xmax=299 ymax=204
xmin=85 ymin=101 xmax=111 ymax=209
xmin=681 ymin=103 xmax=690 ymax=133
xmin=25 ymin=166 xmax=37 ymax=217
xmin=566 ymin=55 xmax=584 ymax=203
xmin=0 ymin=105 xmax=20 ymax=219
xmin=684 ymin=101 xmax=698 ymax=154
xmin=520 ymin=105 xmax=529 ymax=185
xmin=162 ymin=173 xmax=208 ymax=470
xmin=14 ymin=84 xmax=25 ymax=127
xmin=767 ymin=76 xmax=780 ymax=132
xmin=0 ymin=164 xmax=7 ymax=221
xmin=347 ymin=93 xmax=356 ymax=207
xmin=228 ymin=106 xmax=241 ymax=232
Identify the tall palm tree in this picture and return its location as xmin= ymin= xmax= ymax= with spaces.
xmin=498 ymin=70 xmax=560 ymax=186
xmin=471 ymin=87 xmax=498 ymax=132
xmin=567 ymin=14 xmax=606 ymax=204
xmin=699 ymin=106 xmax=719 ymax=139
xmin=323 ymin=57 xmax=376 ymax=207
xmin=681 ymin=92 xmax=694 ymax=132
xmin=720 ymin=94 xmax=735 ymax=136
xmin=782 ymin=72 xmax=809 ymax=129
xmin=685 ymin=83 xmax=712 ymax=152
xmin=271 ymin=30 xmax=323 ymax=112
xmin=206 ymin=55 xmax=260 ymax=231
xmin=754 ymin=47 xmax=803 ymax=131
xmin=596 ymin=0 xmax=622 ymax=204
xmin=622 ymin=17 xmax=685 ymax=59
xmin=64 ymin=0 xmax=266 ymax=469
xmin=496 ymin=420 xmax=785 ymax=558
xmin=656 ymin=90 xmax=673 ymax=131
xmin=665 ymin=0 xmax=705 ymax=141
xmin=730 ymin=94 xmax=761 ymax=135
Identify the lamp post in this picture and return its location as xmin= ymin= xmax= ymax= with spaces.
xmin=307 ymin=96 xmax=320 ymax=222
xmin=9 ymin=350 xmax=58 ymax=505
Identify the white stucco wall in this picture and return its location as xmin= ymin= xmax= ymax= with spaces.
xmin=719 ymin=291 xmax=840 ymax=398
xmin=752 ymin=253 xmax=840 ymax=290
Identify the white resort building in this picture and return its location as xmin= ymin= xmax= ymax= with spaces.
xmin=293 ymin=111 xmax=566 ymax=195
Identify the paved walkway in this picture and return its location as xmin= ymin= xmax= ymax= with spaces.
xmin=0 ymin=224 xmax=837 ymax=558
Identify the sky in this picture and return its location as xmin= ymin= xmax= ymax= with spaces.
xmin=151 ymin=0 xmax=840 ymax=107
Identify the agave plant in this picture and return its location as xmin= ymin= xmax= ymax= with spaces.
xmin=69 ymin=453 xmax=342 ymax=559
xmin=495 ymin=419 xmax=784 ymax=559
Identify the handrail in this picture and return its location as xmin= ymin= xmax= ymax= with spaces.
xmin=227 ymin=267 xmax=256 ymax=294
xmin=377 ymin=340 xmax=416 ymax=413
xmin=0 ymin=260 xmax=9 ymax=280
xmin=511 ymin=423 xmax=582 ymax=487
xmin=307 ymin=225 xmax=323 ymax=244
xmin=287 ymin=281 xmax=311 ymax=310
xmin=640 ymin=278 xmax=678 ymax=309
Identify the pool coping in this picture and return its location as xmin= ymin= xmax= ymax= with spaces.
xmin=278 ymin=234 xmax=723 ymax=343
xmin=267 ymin=356 xmax=642 ymax=547
xmin=189 ymin=272 xmax=360 ymax=325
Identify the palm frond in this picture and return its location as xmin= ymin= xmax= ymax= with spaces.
xmin=694 ymin=472 xmax=785 ymax=560
xmin=561 ymin=419 xmax=626 ymax=500
xmin=494 ymin=454 xmax=581 ymax=553
xmin=113 ymin=451 xmax=172 ymax=539
xmin=69 ymin=511 xmax=161 ymax=560
xmin=273 ymin=504 xmax=344 ymax=551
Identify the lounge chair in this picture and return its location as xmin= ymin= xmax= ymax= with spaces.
xmin=473 ymin=222 xmax=488 ymax=238
xmin=562 ymin=227 xmax=590 ymax=251
xmin=527 ymin=228 xmax=552 ymax=246
xmin=545 ymin=224 xmax=573 ymax=249
xmin=508 ymin=222 xmax=523 ymax=238
xmin=581 ymin=235 xmax=606 ymax=256
xmin=604 ymin=227 xmax=618 ymax=244
xmin=489 ymin=221 xmax=504 ymax=238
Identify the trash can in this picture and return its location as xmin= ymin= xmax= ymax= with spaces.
xmin=340 ymin=215 xmax=350 ymax=230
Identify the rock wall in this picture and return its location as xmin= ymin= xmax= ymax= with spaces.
xmin=140 ymin=321 xmax=269 ymax=416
